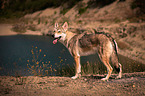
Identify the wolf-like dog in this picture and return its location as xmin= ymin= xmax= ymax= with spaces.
xmin=52 ymin=22 xmax=122 ymax=81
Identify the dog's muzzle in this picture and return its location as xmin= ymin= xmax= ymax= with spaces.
xmin=52 ymin=36 xmax=61 ymax=44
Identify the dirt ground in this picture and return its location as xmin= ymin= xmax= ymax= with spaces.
xmin=0 ymin=72 xmax=145 ymax=96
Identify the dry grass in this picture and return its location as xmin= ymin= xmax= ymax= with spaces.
xmin=27 ymin=46 xmax=53 ymax=76
xmin=11 ymin=23 xmax=37 ymax=33
xmin=117 ymin=41 xmax=132 ymax=50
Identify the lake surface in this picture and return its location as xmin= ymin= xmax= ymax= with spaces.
xmin=0 ymin=35 xmax=144 ymax=76
xmin=0 ymin=35 xmax=101 ymax=76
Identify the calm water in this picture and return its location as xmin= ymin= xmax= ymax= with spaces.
xmin=0 ymin=35 xmax=101 ymax=76
xmin=0 ymin=35 xmax=72 ymax=76
xmin=0 ymin=35 xmax=144 ymax=76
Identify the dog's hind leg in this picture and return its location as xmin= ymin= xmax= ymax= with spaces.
xmin=97 ymin=41 xmax=113 ymax=81
xmin=71 ymin=56 xmax=81 ymax=79
xmin=116 ymin=63 xmax=122 ymax=79
xmin=110 ymin=52 xmax=122 ymax=79
xmin=101 ymin=57 xmax=113 ymax=81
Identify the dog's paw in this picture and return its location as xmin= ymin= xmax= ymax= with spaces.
xmin=115 ymin=75 xmax=122 ymax=79
xmin=101 ymin=77 xmax=109 ymax=81
xmin=71 ymin=74 xmax=81 ymax=79
xmin=71 ymin=76 xmax=78 ymax=79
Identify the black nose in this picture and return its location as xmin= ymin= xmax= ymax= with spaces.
xmin=52 ymin=34 xmax=54 ymax=38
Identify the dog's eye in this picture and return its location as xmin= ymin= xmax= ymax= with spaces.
xmin=58 ymin=30 xmax=61 ymax=33
xmin=53 ymin=31 xmax=55 ymax=32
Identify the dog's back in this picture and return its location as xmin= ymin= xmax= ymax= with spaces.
xmin=53 ymin=22 xmax=122 ymax=80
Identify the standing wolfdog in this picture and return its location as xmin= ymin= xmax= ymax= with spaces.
xmin=52 ymin=22 xmax=122 ymax=81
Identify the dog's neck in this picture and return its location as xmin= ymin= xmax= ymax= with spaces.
xmin=61 ymin=30 xmax=77 ymax=47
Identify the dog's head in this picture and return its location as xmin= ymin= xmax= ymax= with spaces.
xmin=52 ymin=22 xmax=68 ymax=44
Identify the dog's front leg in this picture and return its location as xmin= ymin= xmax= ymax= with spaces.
xmin=71 ymin=56 xmax=81 ymax=79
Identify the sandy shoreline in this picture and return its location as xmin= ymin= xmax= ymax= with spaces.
xmin=0 ymin=24 xmax=17 ymax=36
xmin=0 ymin=24 xmax=42 ymax=36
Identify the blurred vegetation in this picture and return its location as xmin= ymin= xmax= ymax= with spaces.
xmin=0 ymin=0 xmax=145 ymax=21
xmin=87 ymin=0 xmax=115 ymax=8
xmin=27 ymin=46 xmax=53 ymax=76
xmin=130 ymin=0 xmax=145 ymax=22
xmin=11 ymin=23 xmax=27 ymax=33
xmin=78 ymin=7 xmax=88 ymax=15
xmin=0 ymin=0 xmax=81 ymax=18
xmin=131 ymin=0 xmax=145 ymax=14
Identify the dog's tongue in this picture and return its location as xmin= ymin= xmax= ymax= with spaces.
xmin=53 ymin=39 xmax=58 ymax=44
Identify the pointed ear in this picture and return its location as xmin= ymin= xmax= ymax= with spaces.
xmin=62 ymin=22 xmax=68 ymax=31
xmin=55 ymin=23 xmax=59 ymax=28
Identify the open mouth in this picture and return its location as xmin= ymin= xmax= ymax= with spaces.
xmin=53 ymin=36 xmax=61 ymax=44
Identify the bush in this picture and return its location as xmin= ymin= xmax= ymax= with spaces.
xmin=11 ymin=23 xmax=27 ymax=33
xmin=27 ymin=46 xmax=52 ymax=76
xmin=60 ymin=9 xmax=70 ymax=15
xmin=0 ymin=0 xmax=81 ymax=18
xmin=78 ymin=7 xmax=88 ymax=15
xmin=131 ymin=0 xmax=145 ymax=14
xmin=88 ymin=0 xmax=115 ymax=8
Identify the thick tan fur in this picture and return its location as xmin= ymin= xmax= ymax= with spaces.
xmin=53 ymin=22 xmax=122 ymax=81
